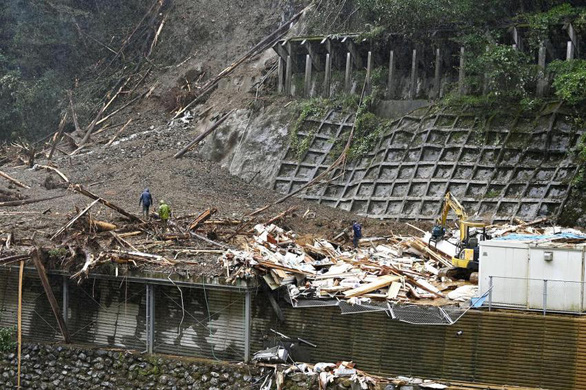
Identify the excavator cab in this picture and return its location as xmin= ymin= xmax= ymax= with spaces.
xmin=433 ymin=192 xmax=488 ymax=279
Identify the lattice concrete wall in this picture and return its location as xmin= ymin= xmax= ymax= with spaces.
xmin=273 ymin=105 xmax=583 ymax=222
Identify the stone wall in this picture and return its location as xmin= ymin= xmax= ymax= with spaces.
xmin=0 ymin=344 xmax=405 ymax=390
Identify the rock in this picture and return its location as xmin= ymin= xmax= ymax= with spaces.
xmin=158 ymin=375 xmax=170 ymax=385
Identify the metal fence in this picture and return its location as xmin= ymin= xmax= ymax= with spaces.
xmin=485 ymin=275 xmax=586 ymax=315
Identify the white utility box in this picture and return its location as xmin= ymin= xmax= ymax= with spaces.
xmin=479 ymin=239 xmax=586 ymax=312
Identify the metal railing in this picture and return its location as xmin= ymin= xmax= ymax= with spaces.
xmin=485 ymin=275 xmax=586 ymax=315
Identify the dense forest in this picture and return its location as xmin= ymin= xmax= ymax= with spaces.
xmin=0 ymin=0 xmax=585 ymax=142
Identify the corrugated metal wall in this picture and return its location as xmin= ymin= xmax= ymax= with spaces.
xmin=68 ymin=279 xmax=146 ymax=350
xmin=251 ymin=297 xmax=586 ymax=390
xmin=0 ymin=269 xmax=62 ymax=343
xmin=153 ymin=285 xmax=246 ymax=361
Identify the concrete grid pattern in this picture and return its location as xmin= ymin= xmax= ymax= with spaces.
xmin=273 ymin=105 xmax=583 ymax=223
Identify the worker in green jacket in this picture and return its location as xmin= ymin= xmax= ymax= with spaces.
xmin=158 ymin=200 xmax=171 ymax=227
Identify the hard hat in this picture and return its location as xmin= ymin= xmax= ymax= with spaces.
xmin=160 ymin=200 xmax=165 ymax=204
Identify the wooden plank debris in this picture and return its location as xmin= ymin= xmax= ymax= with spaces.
xmin=188 ymin=208 xmax=217 ymax=231
xmin=70 ymin=184 xmax=143 ymax=223
xmin=344 ymin=275 xmax=401 ymax=298
xmin=51 ymin=199 xmax=100 ymax=240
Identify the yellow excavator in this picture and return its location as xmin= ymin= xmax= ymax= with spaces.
xmin=430 ymin=192 xmax=487 ymax=275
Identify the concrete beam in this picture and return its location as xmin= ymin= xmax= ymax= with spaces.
xmin=366 ymin=51 xmax=372 ymax=93
xmin=458 ymin=47 xmax=466 ymax=95
xmin=285 ymin=55 xmax=292 ymax=95
xmin=345 ymin=52 xmax=352 ymax=93
xmin=434 ymin=48 xmax=441 ymax=99
xmin=277 ymin=57 xmax=284 ymax=94
xmin=387 ymin=50 xmax=395 ymax=99
xmin=410 ymin=49 xmax=418 ymax=99
xmin=324 ymin=53 xmax=331 ymax=98
xmin=302 ymin=40 xmax=323 ymax=71
xmin=304 ymin=54 xmax=312 ymax=97
xmin=244 ymin=290 xmax=251 ymax=362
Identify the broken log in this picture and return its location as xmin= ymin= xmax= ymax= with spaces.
xmin=91 ymin=219 xmax=117 ymax=231
xmin=70 ymin=184 xmax=143 ymax=223
xmin=0 ymin=171 xmax=30 ymax=189
xmin=48 ymin=112 xmax=68 ymax=162
xmin=51 ymin=199 xmax=100 ymax=240
xmin=105 ymin=118 xmax=133 ymax=147
xmin=33 ymin=164 xmax=70 ymax=183
xmin=188 ymin=208 xmax=217 ymax=231
xmin=264 ymin=206 xmax=297 ymax=226
xmin=174 ymin=110 xmax=234 ymax=158
xmin=32 ymin=249 xmax=71 ymax=343
xmin=0 ymin=195 xmax=65 ymax=207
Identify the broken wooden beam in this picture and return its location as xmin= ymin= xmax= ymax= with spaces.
xmin=174 ymin=110 xmax=234 ymax=158
xmin=0 ymin=171 xmax=30 ymax=189
xmin=344 ymin=275 xmax=401 ymax=298
xmin=32 ymin=249 xmax=71 ymax=343
xmin=51 ymin=199 xmax=100 ymax=240
xmin=189 ymin=208 xmax=217 ymax=231
xmin=33 ymin=164 xmax=70 ymax=183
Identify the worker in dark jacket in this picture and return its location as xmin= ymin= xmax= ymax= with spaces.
xmin=352 ymin=220 xmax=362 ymax=249
xmin=139 ymin=188 xmax=153 ymax=219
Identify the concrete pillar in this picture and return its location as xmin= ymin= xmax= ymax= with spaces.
xmin=434 ymin=48 xmax=441 ymax=99
xmin=244 ymin=290 xmax=251 ymax=362
xmin=277 ymin=57 xmax=284 ymax=94
xmin=568 ymin=23 xmax=578 ymax=58
xmin=387 ymin=50 xmax=395 ymax=99
xmin=323 ymin=53 xmax=331 ymax=98
xmin=62 ymin=276 xmax=69 ymax=325
xmin=566 ymin=40 xmax=575 ymax=60
xmin=304 ymin=54 xmax=312 ymax=98
xmin=512 ymin=27 xmax=522 ymax=51
xmin=537 ymin=41 xmax=547 ymax=97
xmin=410 ymin=48 xmax=417 ymax=99
xmin=145 ymin=284 xmax=155 ymax=354
xmin=365 ymin=51 xmax=372 ymax=92
xmin=458 ymin=47 xmax=466 ymax=95
xmin=345 ymin=52 xmax=352 ymax=93
xmin=285 ymin=55 xmax=292 ymax=95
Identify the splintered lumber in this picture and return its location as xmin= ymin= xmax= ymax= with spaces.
xmin=0 ymin=195 xmax=65 ymax=207
xmin=32 ymin=249 xmax=70 ymax=343
xmin=110 ymin=231 xmax=138 ymax=251
xmin=0 ymin=171 xmax=30 ymax=189
xmin=51 ymin=199 xmax=99 ymax=240
xmin=189 ymin=208 xmax=217 ymax=231
xmin=387 ymin=281 xmax=402 ymax=299
xmin=189 ymin=231 xmax=229 ymax=249
xmin=108 ymin=250 xmax=176 ymax=265
xmin=343 ymin=275 xmax=401 ymax=298
xmin=174 ymin=110 xmax=234 ymax=158
xmin=70 ymin=184 xmax=143 ymax=223
xmin=499 ymin=217 xmax=548 ymax=234
xmin=33 ymin=164 xmax=70 ymax=183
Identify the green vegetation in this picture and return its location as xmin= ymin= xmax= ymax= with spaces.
xmin=0 ymin=1 xmax=155 ymax=141
xmin=548 ymin=60 xmax=586 ymax=105
xmin=0 ymin=325 xmax=15 ymax=352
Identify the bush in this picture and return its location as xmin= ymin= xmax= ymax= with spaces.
xmin=548 ymin=60 xmax=586 ymax=105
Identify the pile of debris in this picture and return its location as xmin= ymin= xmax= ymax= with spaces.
xmin=221 ymin=223 xmax=473 ymax=307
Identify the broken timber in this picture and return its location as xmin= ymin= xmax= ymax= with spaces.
xmin=70 ymin=184 xmax=144 ymax=223
xmin=51 ymin=199 xmax=100 ymax=240
xmin=32 ymin=249 xmax=71 ymax=343
xmin=0 ymin=171 xmax=30 ymax=189
xmin=188 ymin=208 xmax=217 ymax=231
xmin=0 ymin=195 xmax=65 ymax=207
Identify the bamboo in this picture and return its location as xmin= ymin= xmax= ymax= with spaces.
xmin=17 ymin=260 xmax=24 ymax=389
